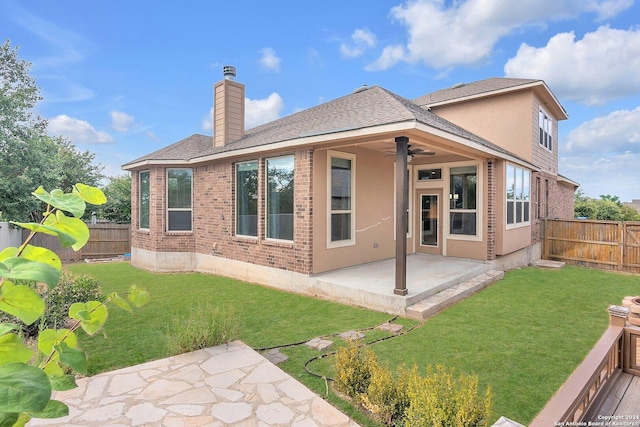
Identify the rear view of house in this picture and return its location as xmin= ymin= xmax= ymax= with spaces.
xmin=123 ymin=69 xmax=577 ymax=310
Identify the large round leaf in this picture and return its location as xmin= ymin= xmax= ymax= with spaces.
xmin=0 ymin=363 xmax=51 ymax=413
xmin=0 ymin=282 xmax=46 ymax=325
xmin=69 ymin=301 xmax=107 ymax=336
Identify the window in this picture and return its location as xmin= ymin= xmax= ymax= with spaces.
xmin=236 ymin=161 xmax=258 ymax=237
xmin=328 ymin=152 xmax=355 ymax=246
xmin=418 ymin=168 xmax=442 ymax=180
xmin=449 ymin=166 xmax=477 ymax=235
xmin=167 ymin=168 xmax=192 ymax=231
xmin=139 ymin=171 xmax=150 ymax=229
xmin=506 ymin=164 xmax=530 ymax=226
xmin=539 ymin=108 xmax=553 ymax=151
xmin=266 ymin=156 xmax=294 ymax=241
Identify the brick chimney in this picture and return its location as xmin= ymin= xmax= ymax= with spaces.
xmin=213 ymin=66 xmax=245 ymax=148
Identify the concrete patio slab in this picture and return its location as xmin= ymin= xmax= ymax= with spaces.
xmin=27 ymin=341 xmax=359 ymax=427
xmin=309 ymin=254 xmax=491 ymax=315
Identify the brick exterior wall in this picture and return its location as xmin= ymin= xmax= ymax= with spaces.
xmin=131 ymin=149 xmax=314 ymax=275
xmin=531 ymin=170 xmax=575 ymax=244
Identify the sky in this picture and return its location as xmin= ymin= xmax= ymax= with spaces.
xmin=3 ymin=0 xmax=640 ymax=202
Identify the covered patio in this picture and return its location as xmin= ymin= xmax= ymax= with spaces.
xmin=306 ymin=254 xmax=498 ymax=316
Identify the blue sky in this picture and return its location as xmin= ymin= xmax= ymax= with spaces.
xmin=3 ymin=0 xmax=640 ymax=202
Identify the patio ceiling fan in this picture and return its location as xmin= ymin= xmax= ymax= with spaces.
xmin=384 ymin=144 xmax=436 ymax=157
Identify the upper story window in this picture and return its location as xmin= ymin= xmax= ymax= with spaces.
xmin=139 ymin=171 xmax=150 ymax=230
xmin=266 ymin=156 xmax=294 ymax=241
xmin=449 ymin=166 xmax=477 ymax=236
xmin=539 ymin=108 xmax=553 ymax=151
xmin=236 ymin=161 xmax=259 ymax=237
xmin=328 ymin=151 xmax=355 ymax=247
xmin=506 ymin=164 xmax=530 ymax=227
xmin=167 ymin=168 xmax=192 ymax=232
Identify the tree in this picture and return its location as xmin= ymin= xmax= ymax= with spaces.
xmin=574 ymin=191 xmax=640 ymax=221
xmin=0 ymin=40 xmax=104 ymax=223
xmin=98 ymin=174 xmax=131 ymax=223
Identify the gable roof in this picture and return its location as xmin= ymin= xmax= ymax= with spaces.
xmin=413 ymin=77 xmax=568 ymax=120
xmin=123 ymin=84 xmax=532 ymax=169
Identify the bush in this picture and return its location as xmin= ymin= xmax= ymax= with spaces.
xmin=405 ymin=365 xmax=492 ymax=427
xmin=360 ymin=362 xmax=410 ymax=426
xmin=333 ymin=339 xmax=376 ymax=399
xmin=166 ymin=304 xmax=240 ymax=354
xmin=0 ymin=271 xmax=103 ymax=336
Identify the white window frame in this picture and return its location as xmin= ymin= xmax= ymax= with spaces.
xmin=265 ymin=155 xmax=295 ymax=242
xmin=139 ymin=170 xmax=150 ymax=230
xmin=539 ymin=107 xmax=553 ymax=152
xmin=235 ymin=160 xmax=259 ymax=238
xmin=446 ymin=162 xmax=482 ymax=242
xmin=166 ymin=168 xmax=193 ymax=232
xmin=506 ymin=163 xmax=531 ymax=229
xmin=327 ymin=150 xmax=356 ymax=249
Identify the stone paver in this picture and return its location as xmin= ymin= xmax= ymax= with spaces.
xmin=27 ymin=341 xmax=359 ymax=427
xmin=338 ymin=330 xmax=366 ymax=340
xmin=378 ymin=322 xmax=403 ymax=333
xmin=305 ymin=337 xmax=334 ymax=351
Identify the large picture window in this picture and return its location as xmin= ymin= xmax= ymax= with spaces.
xmin=328 ymin=152 xmax=355 ymax=246
xmin=449 ymin=166 xmax=477 ymax=235
xmin=266 ymin=156 xmax=294 ymax=241
xmin=167 ymin=168 xmax=192 ymax=231
xmin=539 ymin=108 xmax=553 ymax=151
xmin=506 ymin=164 xmax=530 ymax=226
xmin=139 ymin=171 xmax=150 ymax=229
xmin=236 ymin=161 xmax=258 ymax=237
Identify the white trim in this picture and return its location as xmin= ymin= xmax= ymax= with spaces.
xmin=138 ymin=170 xmax=150 ymax=231
xmin=265 ymin=154 xmax=295 ymax=242
xmin=166 ymin=168 xmax=193 ymax=233
xmin=445 ymin=161 xmax=483 ymax=243
xmin=235 ymin=160 xmax=259 ymax=238
xmin=327 ymin=150 xmax=356 ymax=249
xmin=505 ymin=163 xmax=531 ymax=230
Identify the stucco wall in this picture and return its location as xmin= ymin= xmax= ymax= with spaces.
xmin=312 ymin=147 xmax=396 ymax=274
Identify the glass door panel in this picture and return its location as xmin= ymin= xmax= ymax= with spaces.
xmin=421 ymin=194 xmax=438 ymax=247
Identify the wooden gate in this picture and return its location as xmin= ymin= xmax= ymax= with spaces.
xmin=624 ymin=223 xmax=640 ymax=273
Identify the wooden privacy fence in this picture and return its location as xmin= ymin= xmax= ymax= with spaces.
xmin=24 ymin=223 xmax=131 ymax=261
xmin=544 ymin=219 xmax=640 ymax=274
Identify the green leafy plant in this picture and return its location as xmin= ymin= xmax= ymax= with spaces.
xmin=405 ymin=365 xmax=492 ymax=427
xmin=333 ymin=339 xmax=376 ymax=399
xmin=0 ymin=184 xmax=149 ymax=426
xmin=0 ymin=272 xmax=104 ymax=337
xmin=166 ymin=304 xmax=240 ymax=354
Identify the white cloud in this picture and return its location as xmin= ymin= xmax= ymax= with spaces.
xmin=505 ymin=26 xmax=640 ymax=105
xmin=340 ymin=28 xmax=377 ymax=58
xmin=146 ymin=131 xmax=161 ymax=142
xmin=258 ymin=48 xmax=281 ymax=72
xmin=566 ymin=107 xmax=640 ymax=153
xmin=110 ymin=110 xmax=135 ymax=132
xmin=202 ymin=92 xmax=284 ymax=131
xmin=48 ymin=115 xmax=113 ymax=144
xmin=245 ymin=93 xmax=284 ymax=129
xmin=368 ymin=0 xmax=633 ymax=70
xmin=561 ymin=151 xmax=640 ymax=201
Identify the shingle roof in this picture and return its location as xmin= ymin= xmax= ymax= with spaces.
xmin=413 ymin=77 xmax=540 ymax=108
xmin=123 ymin=84 xmax=522 ymax=168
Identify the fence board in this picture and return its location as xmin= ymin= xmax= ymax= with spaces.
xmin=23 ymin=223 xmax=131 ymax=261
xmin=544 ymin=219 xmax=640 ymax=274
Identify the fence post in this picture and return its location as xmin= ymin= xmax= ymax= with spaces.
xmin=619 ymin=222 xmax=624 ymax=271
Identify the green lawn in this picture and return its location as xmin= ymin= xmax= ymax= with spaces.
xmin=66 ymin=262 xmax=640 ymax=425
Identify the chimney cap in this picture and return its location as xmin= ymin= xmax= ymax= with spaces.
xmin=223 ymin=65 xmax=237 ymax=80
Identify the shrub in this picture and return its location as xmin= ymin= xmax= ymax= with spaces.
xmin=404 ymin=365 xmax=492 ymax=427
xmin=359 ymin=362 xmax=410 ymax=426
xmin=166 ymin=304 xmax=240 ymax=354
xmin=0 ymin=271 xmax=103 ymax=336
xmin=333 ymin=339 xmax=376 ymax=399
